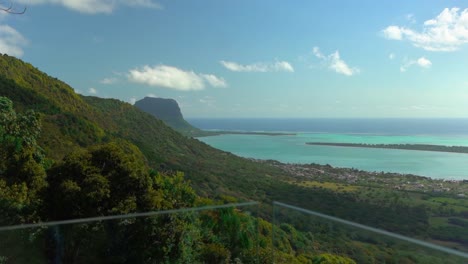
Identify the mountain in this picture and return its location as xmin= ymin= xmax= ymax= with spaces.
xmin=134 ymin=97 xmax=204 ymax=136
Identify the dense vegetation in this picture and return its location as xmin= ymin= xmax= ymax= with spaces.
xmin=307 ymin=142 xmax=468 ymax=154
xmin=0 ymin=54 xmax=467 ymax=263
xmin=0 ymin=95 xmax=356 ymax=263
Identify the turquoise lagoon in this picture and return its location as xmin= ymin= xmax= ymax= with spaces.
xmin=197 ymin=133 xmax=468 ymax=180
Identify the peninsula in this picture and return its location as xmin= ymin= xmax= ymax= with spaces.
xmin=306 ymin=142 xmax=468 ymax=154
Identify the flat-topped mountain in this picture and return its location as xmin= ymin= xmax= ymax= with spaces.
xmin=134 ymin=97 xmax=205 ymax=136
xmin=135 ymin=97 xmax=183 ymax=122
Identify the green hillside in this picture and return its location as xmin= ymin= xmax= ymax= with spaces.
xmin=0 ymin=54 xmax=285 ymax=200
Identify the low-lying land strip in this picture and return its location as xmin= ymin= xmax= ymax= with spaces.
xmin=198 ymin=130 xmax=296 ymax=137
xmin=306 ymin=142 xmax=468 ymax=154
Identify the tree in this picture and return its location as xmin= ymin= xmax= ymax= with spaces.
xmin=313 ymin=253 xmax=357 ymax=264
xmin=43 ymin=140 xmax=204 ymax=263
xmin=0 ymin=97 xmax=48 ymax=263
xmin=45 ymin=140 xmax=154 ymax=220
xmin=0 ymin=96 xmax=46 ymax=224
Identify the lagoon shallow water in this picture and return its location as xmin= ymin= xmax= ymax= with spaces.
xmin=189 ymin=119 xmax=468 ymax=180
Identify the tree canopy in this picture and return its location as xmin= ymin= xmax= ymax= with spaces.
xmin=0 ymin=96 xmax=46 ymax=224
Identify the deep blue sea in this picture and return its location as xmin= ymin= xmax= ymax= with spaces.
xmin=188 ymin=118 xmax=468 ymax=180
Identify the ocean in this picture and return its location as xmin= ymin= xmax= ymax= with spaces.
xmin=187 ymin=118 xmax=468 ymax=180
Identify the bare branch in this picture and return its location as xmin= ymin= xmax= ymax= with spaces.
xmin=0 ymin=1 xmax=26 ymax=14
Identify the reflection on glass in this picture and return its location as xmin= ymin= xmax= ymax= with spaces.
xmin=272 ymin=201 xmax=468 ymax=264
xmin=0 ymin=202 xmax=259 ymax=263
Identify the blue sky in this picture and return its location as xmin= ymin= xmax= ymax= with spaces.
xmin=2 ymin=0 xmax=468 ymax=118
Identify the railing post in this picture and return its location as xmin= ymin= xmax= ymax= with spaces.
xmin=271 ymin=202 xmax=276 ymax=264
xmin=52 ymin=226 xmax=63 ymax=264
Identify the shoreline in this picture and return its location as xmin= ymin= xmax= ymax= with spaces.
xmin=251 ymin=159 xmax=468 ymax=195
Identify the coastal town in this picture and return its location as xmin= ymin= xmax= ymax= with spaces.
xmin=254 ymin=159 xmax=468 ymax=196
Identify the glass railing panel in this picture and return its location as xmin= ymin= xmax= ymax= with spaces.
xmin=0 ymin=202 xmax=260 ymax=264
xmin=272 ymin=201 xmax=468 ymax=264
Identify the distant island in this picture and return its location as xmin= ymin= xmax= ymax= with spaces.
xmin=306 ymin=142 xmax=468 ymax=154
xmin=200 ymin=130 xmax=296 ymax=137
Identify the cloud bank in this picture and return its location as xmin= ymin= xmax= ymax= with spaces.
xmin=17 ymin=0 xmax=162 ymax=14
xmin=312 ymin=46 xmax=359 ymax=76
xmin=128 ymin=65 xmax=227 ymax=91
xmin=220 ymin=60 xmax=294 ymax=72
xmin=382 ymin=7 xmax=468 ymax=51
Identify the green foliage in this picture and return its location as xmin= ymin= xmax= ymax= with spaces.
xmin=0 ymin=96 xmax=47 ymax=224
xmin=313 ymin=253 xmax=357 ymax=264
xmin=150 ymin=170 xmax=197 ymax=210
xmin=45 ymin=141 xmax=152 ymax=219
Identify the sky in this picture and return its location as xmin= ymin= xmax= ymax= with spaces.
xmin=2 ymin=0 xmax=468 ymax=118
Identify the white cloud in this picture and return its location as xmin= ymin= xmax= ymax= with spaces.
xmin=100 ymin=77 xmax=118 ymax=84
xmin=201 ymin=74 xmax=227 ymax=88
xmin=0 ymin=25 xmax=27 ymax=57
xmin=312 ymin=47 xmax=326 ymax=59
xmin=417 ymin=57 xmax=432 ymax=68
xmin=220 ymin=61 xmax=266 ymax=72
xmin=312 ymin=46 xmax=360 ymax=76
xmin=389 ymin=53 xmax=395 ymax=60
xmin=382 ymin=7 xmax=468 ymax=51
xmin=88 ymin=87 xmax=97 ymax=94
xmin=124 ymin=0 xmax=162 ymax=9
xmin=400 ymin=56 xmax=432 ymax=72
xmin=128 ymin=65 xmax=227 ymax=91
xmin=272 ymin=61 xmax=294 ymax=72
xmin=129 ymin=97 xmax=137 ymax=105
xmin=16 ymin=0 xmax=162 ymax=14
xmin=329 ymin=51 xmax=359 ymax=76
xmin=382 ymin=26 xmax=403 ymax=40
xmin=220 ymin=60 xmax=294 ymax=72
xmin=146 ymin=93 xmax=157 ymax=98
